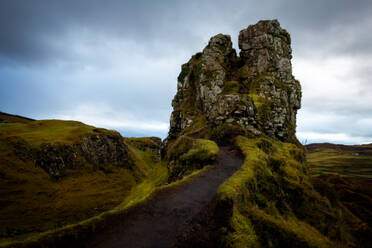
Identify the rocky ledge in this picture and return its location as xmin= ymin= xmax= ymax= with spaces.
xmin=35 ymin=132 xmax=132 ymax=178
xmin=11 ymin=129 xmax=132 ymax=179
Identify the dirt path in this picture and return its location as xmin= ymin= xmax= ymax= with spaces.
xmin=81 ymin=146 xmax=243 ymax=248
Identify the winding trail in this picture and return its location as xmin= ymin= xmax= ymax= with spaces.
xmin=81 ymin=146 xmax=243 ymax=248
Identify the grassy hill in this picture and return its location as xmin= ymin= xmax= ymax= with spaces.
xmin=0 ymin=117 xmax=167 ymax=245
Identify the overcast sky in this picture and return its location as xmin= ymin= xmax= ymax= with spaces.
xmin=1 ymin=0 xmax=372 ymax=144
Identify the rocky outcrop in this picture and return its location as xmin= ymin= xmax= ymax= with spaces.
xmin=166 ymin=20 xmax=301 ymax=144
xmin=34 ymin=132 xmax=131 ymax=179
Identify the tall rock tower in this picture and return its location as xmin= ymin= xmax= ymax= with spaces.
xmin=166 ymin=20 xmax=301 ymax=144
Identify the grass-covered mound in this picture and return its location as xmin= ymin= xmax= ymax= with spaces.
xmin=166 ymin=136 xmax=219 ymax=182
xmin=0 ymin=120 xmax=166 ymax=245
xmin=217 ymin=136 xmax=370 ymax=248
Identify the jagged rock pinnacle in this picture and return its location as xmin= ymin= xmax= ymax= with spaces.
xmin=166 ymin=20 xmax=301 ymax=144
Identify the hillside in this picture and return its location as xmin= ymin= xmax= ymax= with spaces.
xmin=306 ymin=143 xmax=372 ymax=178
xmin=0 ymin=118 xmax=167 ymax=245
xmin=1 ymin=19 xmax=371 ymax=248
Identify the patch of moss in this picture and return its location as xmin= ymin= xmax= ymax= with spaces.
xmin=210 ymin=123 xmax=248 ymax=146
xmin=247 ymin=93 xmax=264 ymax=108
xmin=222 ymin=81 xmax=240 ymax=95
xmin=257 ymin=100 xmax=272 ymax=122
xmin=166 ymin=136 xmax=219 ymax=182
xmin=166 ymin=136 xmax=195 ymax=161
xmin=180 ymin=139 xmax=219 ymax=165
xmin=182 ymin=115 xmax=208 ymax=138
xmin=223 ymin=207 xmax=260 ymax=248
xmin=256 ymin=137 xmax=276 ymax=155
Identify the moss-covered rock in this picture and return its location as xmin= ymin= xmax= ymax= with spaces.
xmin=0 ymin=120 xmax=133 ymax=179
xmin=166 ymin=136 xmax=219 ymax=182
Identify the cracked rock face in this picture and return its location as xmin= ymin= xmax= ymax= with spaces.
xmin=34 ymin=133 xmax=131 ymax=179
xmin=166 ymin=20 xmax=301 ymax=143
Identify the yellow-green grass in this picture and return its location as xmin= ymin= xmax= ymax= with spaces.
xmin=217 ymin=136 xmax=362 ymax=248
xmin=124 ymin=137 xmax=161 ymax=148
xmin=0 ymin=120 xmax=216 ymax=247
xmin=0 ymin=120 xmax=157 ymax=246
xmin=0 ymin=120 xmax=118 ymax=149
xmin=0 ymin=160 xmax=166 ymax=247
xmin=307 ymin=148 xmax=372 ymax=179
xmin=180 ymin=138 xmax=219 ymax=162
xmin=0 ymin=149 xmax=212 ymax=248
xmin=248 ymin=93 xmax=265 ymax=108
xmin=166 ymin=136 xmax=219 ymax=181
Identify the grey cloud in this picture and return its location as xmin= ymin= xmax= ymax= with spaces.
xmin=1 ymin=0 xmax=372 ymax=143
xmin=2 ymin=0 xmax=372 ymax=64
xmin=0 ymin=0 xmax=186 ymax=63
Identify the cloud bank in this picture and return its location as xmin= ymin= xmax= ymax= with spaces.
xmin=1 ymin=0 xmax=372 ymax=143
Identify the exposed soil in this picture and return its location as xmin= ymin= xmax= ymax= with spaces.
xmin=78 ymin=146 xmax=243 ymax=248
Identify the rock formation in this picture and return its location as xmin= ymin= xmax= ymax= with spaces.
xmin=35 ymin=132 xmax=131 ymax=179
xmin=9 ymin=128 xmax=132 ymax=179
xmin=166 ymin=20 xmax=301 ymax=144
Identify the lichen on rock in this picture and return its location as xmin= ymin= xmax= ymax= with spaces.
xmin=166 ymin=19 xmax=302 ymax=145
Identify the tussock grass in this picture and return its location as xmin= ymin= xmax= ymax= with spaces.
xmin=217 ymin=136 xmax=364 ymax=248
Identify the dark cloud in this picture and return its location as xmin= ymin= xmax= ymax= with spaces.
xmin=0 ymin=0 xmax=181 ymax=63
xmin=0 ymin=0 xmax=372 ymax=142
xmin=2 ymin=0 xmax=372 ymax=63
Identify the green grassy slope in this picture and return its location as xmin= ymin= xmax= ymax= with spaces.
xmin=165 ymin=135 xmax=219 ymax=182
xmin=306 ymin=143 xmax=372 ymax=178
xmin=0 ymin=120 xmax=165 ymax=245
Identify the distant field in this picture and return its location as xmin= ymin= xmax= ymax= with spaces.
xmin=306 ymin=143 xmax=372 ymax=179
